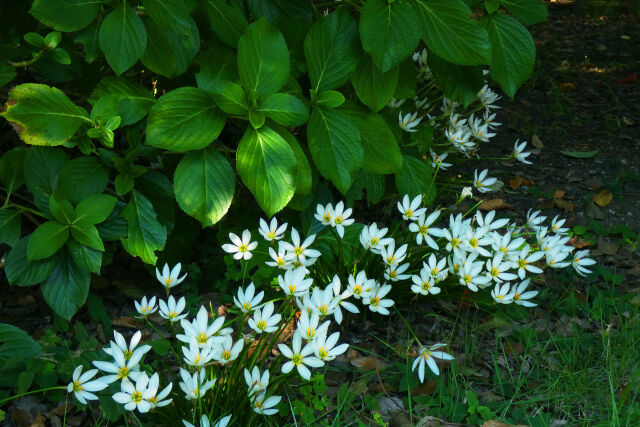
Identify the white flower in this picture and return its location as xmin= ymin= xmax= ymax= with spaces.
xmin=483 ymin=109 xmax=501 ymax=129
xmin=550 ymin=215 xmax=569 ymax=234
xmin=474 ymin=169 xmax=498 ymax=193
xmin=384 ymin=262 xmax=410 ymax=282
xmin=363 ymin=283 xmax=394 ymax=315
xmin=411 ymin=270 xmax=440 ymax=296
xmin=67 ymin=366 xmax=108 ymax=404
xmin=185 ymin=415 xmax=232 ymax=427
xmin=430 ymin=149 xmax=452 ymax=170
xmin=222 ymin=230 xmax=258 ymax=260
xmin=408 ymin=210 xmax=442 ymax=250
xmin=134 ymin=296 xmax=157 ymax=317
xmin=145 ymin=373 xmax=172 ymax=409
xmin=527 ymin=209 xmax=547 ymax=228
xmin=359 ymin=223 xmax=393 ymax=254
xmin=546 ymin=248 xmax=572 ymax=268
xmin=330 ymin=201 xmax=355 ymax=238
xmin=177 ymin=306 xmax=227 ymax=347
xmin=213 ymin=337 xmax=244 ymax=364
xmin=486 ymin=253 xmax=518 ymax=283
xmin=441 ymin=98 xmax=459 ymax=115
xmin=512 ymin=245 xmax=545 ymax=279
xmin=461 ymin=187 xmax=473 ymax=199
xmin=93 ymin=341 xmax=146 ymax=384
xmin=233 ymin=282 xmax=264 ymax=313
xmin=397 ymin=194 xmax=426 ymax=220
xmin=313 ymin=330 xmax=349 ymax=362
xmin=182 ymin=337 xmax=214 ymax=367
xmin=245 ymin=366 xmax=270 ymax=395
xmin=278 ymin=267 xmax=313 ymax=297
xmin=478 ymin=84 xmax=501 ymax=108
xmin=380 ymin=240 xmax=408 ymax=266
xmin=512 ymin=139 xmax=532 ymax=164
xmin=398 ymin=111 xmax=422 ymax=132
xmin=178 ymin=368 xmax=215 ymax=400
xmin=315 ymin=203 xmax=334 ymax=226
xmin=475 ymin=210 xmax=509 ymax=231
xmin=296 ymin=310 xmax=328 ymax=341
xmin=463 ymin=227 xmax=492 ymax=257
xmin=330 ymin=276 xmax=359 ymax=324
xmin=507 ymin=279 xmax=538 ymax=307
xmin=251 ymin=391 xmax=281 ymax=415
xmin=458 ymin=254 xmax=490 ymax=291
xmin=412 ymin=48 xmax=428 ymax=66
xmin=158 ymin=295 xmax=187 ymax=323
xmin=259 ymin=217 xmax=288 ymax=241
xmin=266 ymin=245 xmax=290 ymax=269
xmin=278 ymin=333 xmax=324 ymax=380
xmin=347 ymin=271 xmax=374 ymax=299
xmin=414 ymin=95 xmax=429 ymax=109
xmin=424 ymin=254 xmax=447 ymax=281
xmin=387 ymin=97 xmax=406 ymax=109
xmin=491 ymin=282 xmax=514 ymax=304
xmin=103 ymin=330 xmax=151 ymax=362
xmin=469 ymin=114 xmax=496 ymax=142
xmin=412 ymin=343 xmax=454 ymax=381
xmin=281 ymin=228 xmax=321 ymax=263
xmin=572 ymin=249 xmax=596 ymax=276
xmin=113 ymin=374 xmax=155 ymax=413
xmin=155 ymin=263 xmax=187 ymax=290
xmin=248 ymin=302 xmax=281 ymax=334
xmin=442 ymin=214 xmax=467 ymax=253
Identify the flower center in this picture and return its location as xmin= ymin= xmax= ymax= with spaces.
xmin=335 ymin=216 xmax=343 ymax=224
xmin=323 ymin=213 xmax=331 ymax=223
xmin=451 ymin=238 xmax=461 ymax=248
xmin=72 ymin=381 xmax=84 ymax=392
xmin=222 ymin=349 xmax=231 ymax=360
xmin=514 ymin=293 xmax=521 ymax=301
xmin=117 ymin=366 xmax=129 ymax=379
xmin=124 ymin=349 xmax=133 ymax=360
xmin=318 ymin=348 xmax=329 ymax=359
xmin=422 ymin=282 xmax=431 ymax=291
xmin=306 ymin=327 xmax=315 ymax=339
xmin=318 ymin=304 xmax=327 ymax=314
xmin=132 ymin=391 xmax=143 ymax=403
xmin=288 ymin=284 xmax=296 ymax=293
xmin=257 ymin=320 xmax=267 ymax=330
xmin=419 ymin=225 xmax=429 ymax=235
xmin=518 ymin=259 xmax=527 ymax=268
xmin=239 ymin=244 xmax=247 ymax=253
xmin=268 ymin=231 xmax=276 ymax=239
xmin=405 ymin=209 xmax=413 ymax=218
xmin=292 ymin=353 xmax=303 ymax=365
xmin=490 ymin=267 xmax=499 ymax=277
xmin=370 ymin=297 xmax=380 ymax=307
xmin=386 ymin=255 xmax=395 ymax=264
xmin=168 ymin=311 xmax=177 ymax=319
xmin=196 ymin=332 xmax=208 ymax=345
xmin=243 ymin=301 xmax=251 ymax=310
xmin=294 ymin=247 xmax=303 ymax=256
xmin=431 ymin=267 xmax=439 ymax=276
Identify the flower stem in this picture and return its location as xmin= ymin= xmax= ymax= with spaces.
xmin=0 ymin=386 xmax=66 ymax=405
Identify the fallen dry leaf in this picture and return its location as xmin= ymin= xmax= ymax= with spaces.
xmin=553 ymin=198 xmax=575 ymax=213
xmin=509 ymin=176 xmax=533 ymax=190
xmin=532 ymin=134 xmax=544 ymax=148
xmin=623 ymin=116 xmax=635 ymax=126
xmin=350 ymin=356 xmax=387 ymax=370
xmin=479 ymin=198 xmax=512 ymax=210
xmin=553 ymin=188 xmax=566 ymax=199
xmin=568 ymin=236 xmax=592 ymax=249
xmin=504 ymin=341 xmax=524 ymax=355
xmin=482 ymin=421 xmax=528 ymax=427
xmin=411 ymin=379 xmax=437 ymax=396
xmin=416 ymin=416 xmax=459 ymax=427
xmin=557 ymin=82 xmax=576 ymax=91
xmin=593 ymin=189 xmax=613 ymax=207
xmin=112 ymin=317 xmax=140 ymax=329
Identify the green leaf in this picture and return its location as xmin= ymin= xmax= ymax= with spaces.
xmin=395 ymin=155 xmax=436 ymax=203
xmin=49 ymin=195 xmax=75 ymax=225
xmin=74 ymin=195 xmax=117 ymax=225
xmin=88 ymin=76 xmax=155 ymax=126
xmin=44 ymin=31 xmax=61 ymax=49
xmin=173 ymin=146 xmax=235 ymax=227
xmin=272 ymin=124 xmax=313 ymax=195
xmin=57 ymin=157 xmax=109 ymax=205
xmin=0 ymin=147 xmax=27 ymax=197
xmin=75 ymin=19 xmax=103 ymax=63
xmin=304 ymin=9 xmax=360 ymax=92
xmin=146 ymin=87 xmax=225 ymax=151
xmin=210 ymin=80 xmax=249 ymax=115
xmin=41 ymin=248 xmax=90 ymax=320
xmin=24 ymin=147 xmax=68 ymax=196
xmin=68 ymin=239 xmax=102 ymax=274
xmin=249 ymin=110 xmax=265 ymax=129
xmin=27 ymin=221 xmax=69 ymax=260
xmin=351 ymin=55 xmax=399 ymax=112
xmin=238 ymin=18 xmax=290 ymax=97
xmin=120 ymin=191 xmax=167 ymax=264
xmin=24 ymin=32 xmax=45 ymax=48
xmin=1 ymin=83 xmax=89 ymax=146
xmin=71 ymin=222 xmax=104 ymax=251
xmin=414 ymin=0 xmax=490 ymax=65
xmin=140 ymin=15 xmax=200 ymax=79
xmin=115 ymin=173 xmax=135 ymax=195
xmin=236 ymin=126 xmax=298 ymax=216
xmin=341 ymin=103 xmax=402 ymax=174
xmin=143 ymin=0 xmax=194 ymax=35
xmin=484 ymin=12 xmax=535 ymax=98
xmin=259 ymin=93 xmax=309 ymax=126
xmin=136 ymin=172 xmax=175 ymax=233
xmin=0 ymin=64 xmax=17 ymax=87
xmin=498 ymin=0 xmax=547 ymax=25
xmin=30 ymin=0 xmax=99 ymax=32
xmin=204 ymin=0 xmax=248 ymax=48
xmin=307 ymin=107 xmax=363 ymax=194
xmin=0 ymin=209 xmax=21 ymax=247
xmin=359 ymin=0 xmax=421 ymax=72
xmin=485 ymin=0 xmax=499 ymax=14
xmin=99 ymin=1 xmax=147 ymax=75
xmin=394 ymin=58 xmax=417 ymax=99
xmin=560 ymin=149 xmax=599 ymax=159
xmin=196 ymin=45 xmax=239 ymax=94
xmin=316 ymin=90 xmax=345 ymax=108
xmin=49 ymin=47 xmax=71 ymax=65
xmin=5 ymin=237 xmax=57 ymax=286
xmin=428 ymin=52 xmax=484 ymax=107
xmin=0 ymin=324 xmax=41 ymax=365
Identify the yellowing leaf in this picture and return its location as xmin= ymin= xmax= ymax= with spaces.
xmin=593 ymin=189 xmax=613 ymax=207
xmin=350 ymin=356 xmax=387 ymax=370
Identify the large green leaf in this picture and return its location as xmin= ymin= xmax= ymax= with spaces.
xmin=120 ymin=191 xmax=167 ymax=264
xmin=71 ymin=221 xmax=104 ymax=251
xmin=68 ymin=239 xmax=102 ymax=274
xmin=394 ymin=155 xmax=436 ymax=203
xmin=1 ymin=84 xmax=89 ymax=146
xmin=498 ymin=0 xmax=547 ymax=25
xmin=0 ymin=147 xmax=27 ymax=198
xmin=413 ymin=0 xmax=490 ymax=66
xmin=258 ymin=93 xmax=309 ymax=126
xmin=351 ymin=55 xmax=399 ymax=112
xmin=394 ymin=57 xmax=418 ymax=99
xmin=99 ymin=1 xmax=147 ymax=75
xmin=204 ymin=0 xmax=248 ymax=48
xmin=174 ymin=147 xmax=235 ymax=227
xmin=41 ymin=249 xmax=90 ymax=320
xmin=238 ymin=18 xmax=290 ymax=97
xmin=484 ymin=12 xmax=535 ymax=98
xmin=5 ymin=237 xmax=57 ymax=286
xmin=140 ymin=15 xmax=200 ymax=78
xmin=88 ymin=77 xmax=155 ymax=126
xmin=210 ymin=80 xmax=249 ymax=115
xmin=49 ymin=195 xmax=75 ymax=225
xmin=29 ymin=0 xmax=99 ymax=32
xmin=304 ymin=9 xmax=360 ymax=92
xmin=0 ymin=324 xmax=42 ymax=365
xmin=75 ymin=194 xmax=117 ymax=225
xmin=0 ymin=209 xmax=21 ymax=247
xmin=428 ymin=52 xmax=484 ymax=107
xmin=341 ymin=103 xmax=402 ymax=174
xmin=272 ymin=124 xmax=312 ymax=195
xmin=146 ymin=87 xmax=225 ymax=151
xmin=359 ymin=0 xmax=421 ymax=72
xmin=57 ymin=157 xmax=109 ymax=205
xmin=247 ymin=0 xmax=313 ymax=24
xmin=27 ymin=221 xmax=69 ymax=260
xmin=143 ymin=0 xmax=194 ymax=34
xmin=75 ymin=18 xmax=103 ymax=63
xmin=23 ymin=147 xmax=69 ymax=216
xmin=307 ymin=107 xmax=363 ymax=194
xmin=236 ymin=126 xmax=298 ymax=216
xmin=196 ymin=45 xmax=239 ymax=94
